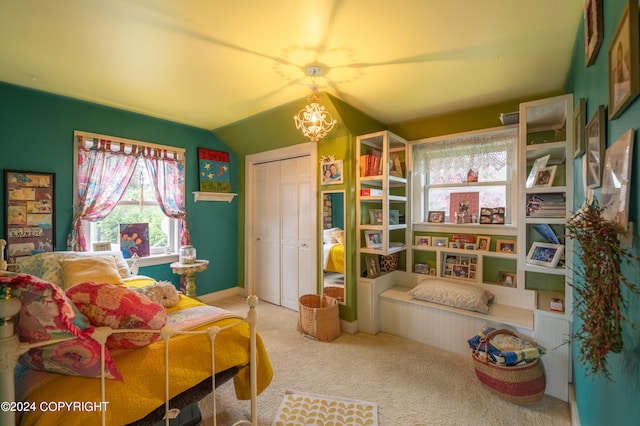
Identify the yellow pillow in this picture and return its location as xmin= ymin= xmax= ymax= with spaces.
xmin=60 ymin=256 xmax=124 ymax=289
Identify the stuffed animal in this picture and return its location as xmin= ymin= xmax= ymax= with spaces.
xmin=137 ymin=281 xmax=180 ymax=308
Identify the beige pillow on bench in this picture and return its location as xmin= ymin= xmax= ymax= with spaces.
xmin=408 ymin=279 xmax=494 ymax=314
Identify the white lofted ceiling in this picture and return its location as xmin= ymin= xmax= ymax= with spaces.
xmin=0 ymin=0 xmax=583 ymax=130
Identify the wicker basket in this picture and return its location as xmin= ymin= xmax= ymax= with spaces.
xmin=472 ymin=329 xmax=546 ymax=405
xmin=323 ymin=286 xmax=344 ymax=302
xmin=298 ymin=294 xmax=341 ymax=342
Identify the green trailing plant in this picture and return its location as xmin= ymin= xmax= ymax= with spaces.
xmin=566 ymin=199 xmax=639 ymax=381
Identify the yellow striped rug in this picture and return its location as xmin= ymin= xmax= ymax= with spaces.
xmin=272 ymin=390 xmax=378 ymax=426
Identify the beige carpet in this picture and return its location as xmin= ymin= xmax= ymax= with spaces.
xmin=200 ymin=295 xmax=571 ymax=426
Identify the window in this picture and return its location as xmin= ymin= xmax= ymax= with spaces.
xmin=71 ymin=131 xmax=188 ymax=265
xmin=412 ymin=127 xmax=517 ymax=224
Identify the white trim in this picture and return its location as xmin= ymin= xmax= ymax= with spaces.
xmin=74 ymin=130 xmax=185 ymax=154
xmin=244 ymin=143 xmax=317 ymax=296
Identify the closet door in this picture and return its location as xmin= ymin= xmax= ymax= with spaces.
xmin=280 ymin=156 xmax=316 ymax=310
xmin=253 ymin=161 xmax=281 ymax=305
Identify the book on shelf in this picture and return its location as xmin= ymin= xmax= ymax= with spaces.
xmin=360 ymin=148 xmax=383 ymax=177
xmin=526 ymin=194 xmax=566 ymax=217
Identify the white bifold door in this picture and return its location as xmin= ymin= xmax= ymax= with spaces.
xmin=252 ymin=155 xmax=316 ymax=311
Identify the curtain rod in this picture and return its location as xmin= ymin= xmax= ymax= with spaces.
xmin=74 ymin=130 xmax=186 ymax=154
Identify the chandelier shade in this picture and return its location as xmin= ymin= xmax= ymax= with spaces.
xmin=293 ymin=66 xmax=337 ymax=142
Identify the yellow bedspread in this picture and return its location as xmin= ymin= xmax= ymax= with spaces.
xmin=325 ymin=243 xmax=344 ymax=273
xmin=16 ymin=279 xmax=273 ymax=426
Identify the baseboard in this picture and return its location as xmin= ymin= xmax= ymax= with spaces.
xmin=341 ymin=319 xmax=358 ymax=335
xmin=569 ymin=383 xmax=581 ymax=426
xmin=198 ymin=286 xmax=245 ymax=304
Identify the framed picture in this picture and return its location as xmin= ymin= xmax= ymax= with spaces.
xmin=526 ymin=154 xmax=550 ymax=188
xmin=4 ymin=170 xmax=55 ymax=265
xmin=585 ymin=105 xmax=606 ymax=189
xmin=364 ymin=254 xmax=380 ymax=278
xmin=388 ymin=152 xmax=403 ymax=178
xmin=491 ymin=207 xmax=505 ymax=224
xmin=497 ymin=271 xmax=517 ymax=288
xmin=449 ymin=242 xmax=459 ymax=249
xmin=369 ymin=209 xmax=383 ymax=225
xmin=415 ymin=263 xmax=430 ymax=274
xmin=449 ymin=192 xmax=479 ymax=224
xmin=92 ymin=242 xmax=112 ymax=252
xmin=526 ymin=242 xmax=564 ymax=268
xmin=601 ymin=129 xmax=634 ymax=230
xmin=389 ymin=209 xmax=400 ymax=225
xmin=584 ymin=0 xmax=604 ymax=67
xmin=533 ymin=165 xmax=557 ymax=187
xmin=119 ymin=223 xmax=150 ymax=258
xmin=476 ymin=236 xmax=490 ymax=251
xmin=608 ymin=0 xmax=640 ymax=120
xmin=573 ymin=98 xmax=586 ymax=158
xmin=496 ymin=239 xmax=517 ymax=254
xmin=427 ymin=211 xmax=445 ymax=223
xmin=364 ymin=230 xmax=383 ymax=249
xmin=415 ymin=236 xmax=431 ymax=246
xmin=198 ymin=148 xmax=230 ymax=192
xmin=321 ymin=159 xmax=344 ymax=185
xmin=465 ymin=243 xmax=476 ymax=250
xmin=432 ymin=237 xmax=448 ymax=248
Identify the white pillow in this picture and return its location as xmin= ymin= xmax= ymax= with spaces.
xmin=323 ymin=227 xmax=341 ymax=244
xmin=408 ymin=279 xmax=494 ymax=314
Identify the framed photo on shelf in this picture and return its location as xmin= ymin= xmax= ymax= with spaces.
xmin=476 ymin=236 xmax=490 ymax=251
xmin=364 ymin=254 xmax=380 ymax=278
xmin=526 ymin=154 xmax=550 ymax=188
xmin=533 ymin=165 xmax=557 ymax=187
xmin=364 ymin=230 xmax=383 ymax=249
xmin=526 ymin=242 xmax=564 ymax=268
xmin=465 ymin=243 xmax=476 ymax=250
xmin=491 ymin=207 xmax=505 ymax=224
xmin=608 ymin=0 xmax=640 ymax=120
xmin=497 ymin=271 xmax=517 ymax=288
xmin=389 ymin=209 xmax=400 ymax=225
xmin=4 ymin=170 xmax=55 ymax=265
xmin=92 ymin=242 xmax=112 ymax=252
xmin=573 ymin=97 xmax=586 ymax=158
xmin=432 ymin=236 xmax=448 ymax=248
xmin=369 ymin=209 xmax=383 ymax=225
xmin=585 ymin=0 xmax=604 ymax=67
xmin=427 ymin=211 xmax=445 ymax=223
xmin=585 ymin=105 xmax=606 ymax=189
xmin=496 ymin=239 xmax=517 ymax=254
xmin=601 ymin=129 xmax=634 ymax=230
xmin=415 ymin=263 xmax=430 ymax=274
xmin=415 ymin=236 xmax=431 ymax=246
xmin=449 ymin=242 xmax=459 ymax=249
xmin=449 ymin=192 xmax=479 ymax=223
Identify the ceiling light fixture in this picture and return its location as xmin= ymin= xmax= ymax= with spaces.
xmin=294 ymin=66 xmax=337 ymax=142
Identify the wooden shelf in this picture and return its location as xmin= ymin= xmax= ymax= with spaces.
xmin=193 ymin=191 xmax=237 ymax=202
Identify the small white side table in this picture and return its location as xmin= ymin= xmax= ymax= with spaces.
xmin=170 ymin=260 xmax=209 ymax=298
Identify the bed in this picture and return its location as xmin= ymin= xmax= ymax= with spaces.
xmin=0 ymin=250 xmax=273 ymax=426
xmin=323 ymin=228 xmax=345 ymax=274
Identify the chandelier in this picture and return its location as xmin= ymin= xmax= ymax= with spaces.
xmin=293 ymin=66 xmax=337 ymax=142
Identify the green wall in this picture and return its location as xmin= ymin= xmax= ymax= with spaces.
xmin=565 ymin=0 xmax=640 ymax=424
xmin=0 ymin=82 xmax=239 ymax=295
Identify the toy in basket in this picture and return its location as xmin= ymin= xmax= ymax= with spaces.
xmin=468 ymin=328 xmax=546 ymax=405
xmin=297 ymin=294 xmax=341 ymax=342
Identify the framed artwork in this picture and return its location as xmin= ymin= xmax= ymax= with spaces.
xmin=476 ymin=236 xmax=491 ymax=251
xmin=427 ymin=211 xmax=445 ymax=223
xmin=449 ymin=192 xmax=479 ymax=223
xmin=573 ymin=98 xmax=586 ymax=158
xmin=432 ymin=237 xmax=448 ymax=248
xmin=198 ymin=148 xmax=230 ymax=192
xmin=465 ymin=243 xmax=476 ymax=250
xmin=415 ymin=263 xmax=430 ymax=274
xmin=389 ymin=210 xmax=400 ymax=225
xmin=497 ymin=271 xmax=517 ymax=288
xmin=364 ymin=230 xmax=383 ymax=249
xmin=533 ymin=165 xmax=557 ymax=187
xmin=585 ymin=105 xmax=606 ymax=189
xmin=608 ymin=0 xmax=640 ymax=120
xmin=496 ymin=239 xmax=517 ymax=254
xmin=321 ymin=159 xmax=344 ymax=185
xmin=490 ymin=207 xmax=505 ymax=224
xmin=526 ymin=242 xmax=564 ymax=268
xmin=526 ymin=155 xmax=550 ymax=188
xmin=415 ymin=236 xmax=431 ymax=246
xmin=364 ymin=254 xmax=380 ymax=278
xmin=388 ymin=152 xmax=403 ymax=178
xmin=4 ymin=170 xmax=55 ymax=265
xmin=369 ymin=209 xmax=383 ymax=225
xmin=601 ymin=129 xmax=634 ymax=230
xmin=449 ymin=242 xmax=459 ymax=249
xmin=92 ymin=242 xmax=112 ymax=252
xmin=119 ymin=223 xmax=150 ymax=258
xmin=584 ymin=0 xmax=604 ymax=67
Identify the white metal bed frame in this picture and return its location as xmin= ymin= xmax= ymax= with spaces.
xmin=0 ymin=248 xmax=259 ymax=426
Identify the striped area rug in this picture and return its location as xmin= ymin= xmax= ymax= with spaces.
xmin=272 ymin=390 xmax=378 ymax=426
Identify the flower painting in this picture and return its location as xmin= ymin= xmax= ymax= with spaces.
xmin=119 ymin=223 xmax=150 ymax=258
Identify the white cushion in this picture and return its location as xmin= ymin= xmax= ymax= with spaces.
xmin=408 ymin=279 xmax=494 ymax=314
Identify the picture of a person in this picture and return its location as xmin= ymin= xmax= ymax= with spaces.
xmin=329 ymin=163 xmax=341 ymax=181
xmin=478 ymin=239 xmax=487 ymax=250
xmin=535 ymin=170 xmax=551 ymax=186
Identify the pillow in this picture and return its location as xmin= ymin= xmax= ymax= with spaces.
xmin=67 ymin=282 xmax=167 ymax=349
xmin=17 ymin=251 xmax=132 ymax=287
xmin=331 ymin=230 xmax=345 ymax=244
xmin=323 ymin=227 xmax=341 ymax=244
xmin=60 ymin=256 xmax=124 ymax=289
xmin=408 ymin=279 xmax=494 ymax=314
xmin=0 ymin=271 xmax=122 ymax=380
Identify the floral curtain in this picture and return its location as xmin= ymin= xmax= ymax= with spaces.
xmin=67 ymin=137 xmax=138 ymax=251
xmin=141 ymin=148 xmax=190 ymax=246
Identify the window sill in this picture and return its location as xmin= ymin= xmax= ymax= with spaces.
xmin=128 ymin=253 xmax=179 ymax=268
